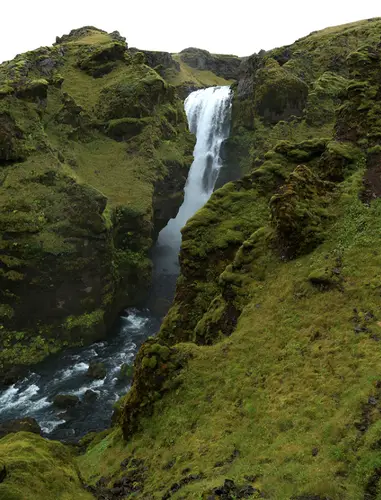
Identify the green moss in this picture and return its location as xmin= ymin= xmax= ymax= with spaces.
xmin=64 ymin=309 xmax=104 ymax=331
xmin=0 ymin=432 xmax=92 ymax=499
xmin=79 ymin=168 xmax=381 ymax=499
xmin=73 ymin=17 xmax=381 ymax=500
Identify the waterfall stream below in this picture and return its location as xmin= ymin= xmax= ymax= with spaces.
xmin=0 ymin=86 xmax=232 ymax=441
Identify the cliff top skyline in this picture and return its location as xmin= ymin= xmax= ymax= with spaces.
xmin=1 ymin=0 xmax=379 ymax=63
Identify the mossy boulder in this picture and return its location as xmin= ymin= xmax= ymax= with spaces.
xmin=270 ymin=165 xmax=332 ymax=258
xmin=274 ymin=138 xmax=329 ymax=161
xmin=15 ymin=79 xmax=49 ymax=100
xmin=117 ymin=362 xmax=134 ymax=380
xmin=105 ymin=117 xmax=150 ymax=141
xmin=87 ymin=361 xmax=107 ymax=379
xmin=97 ymin=68 xmax=172 ymax=120
xmin=0 ymin=432 xmax=92 ymax=499
xmin=121 ymin=339 xmax=186 ymax=439
xmin=77 ymin=41 xmax=128 ymax=77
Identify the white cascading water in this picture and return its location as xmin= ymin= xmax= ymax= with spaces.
xmin=156 ymin=85 xmax=232 ymax=271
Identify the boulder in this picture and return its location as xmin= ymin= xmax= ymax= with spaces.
xmin=83 ymin=389 xmax=98 ymax=403
xmin=53 ymin=394 xmax=80 ymax=409
xmin=87 ymin=361 xmax=106 ymax=379
xmin=0 ymin=417 xmax=41 ymax=439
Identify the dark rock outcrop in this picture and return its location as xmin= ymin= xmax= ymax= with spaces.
xmin=180 ymin=47 xmax=241 ymax=80
xmin=121 ymin=339 xmax=187 ymax=439
xmin=53 ymin=394 xmax=80 ymax=409
xmin=0 ymin=464 xmax=6 ymax=484
xmin=83 ymin=389 xmax=98 ymax=403
xmin=0 ymin=417 xmax=41 ymax=438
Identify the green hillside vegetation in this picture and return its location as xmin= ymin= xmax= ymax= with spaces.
xmin=3 ymin=16 xmax=381 ymax=500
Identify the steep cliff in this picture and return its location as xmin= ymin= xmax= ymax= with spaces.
xmin=0 ymin=26 xmax=195 ymax=382
xmin=77 ymin=18 xmax=381 ymax=500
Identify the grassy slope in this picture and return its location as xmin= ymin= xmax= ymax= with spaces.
xmin=78 ymin=18 xmax=381 ymax=499
xmin=81 ymin=170 xmax=381 ymax=499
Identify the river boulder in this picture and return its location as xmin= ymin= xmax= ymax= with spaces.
xmin=83 ymin=389 xmax=98 ymax=403
xmin=87 ymin=361 xmax=107 ymax=380
xmin=53 ymin=394 xmax=80 ymax=409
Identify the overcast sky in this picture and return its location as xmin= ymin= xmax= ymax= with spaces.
xmin=1 ymin=1 xmax=380 ymax=63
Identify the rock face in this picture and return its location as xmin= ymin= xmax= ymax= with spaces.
xmin=0 ymin=418 xmax=41 ymax=438
xmin=83 ymin=389 xmax=98 ymax=403
xmin=0 ymin=26 xmax=195 ymax=382
xmin=180 ymin=47 xmax=241 ymax=80
xmin=129 ymin=48 xmax=180 ymax=76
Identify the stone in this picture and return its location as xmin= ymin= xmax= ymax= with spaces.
xmin=53 ymin=394 xmax=80 ymax=409
xmin=0 ymin=417 xmax=41 ymax=438
xmin=87 ymin=361 xmax=107 ymax=379
xmin=83 ymin=389 xmax=98 ymax=403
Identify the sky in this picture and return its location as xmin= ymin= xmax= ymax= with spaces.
xmin=0 ymin=1 xmax=380 ymax=63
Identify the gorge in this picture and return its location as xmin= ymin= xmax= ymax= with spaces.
xmin=2 ymin=18 xmax=381 ymax=500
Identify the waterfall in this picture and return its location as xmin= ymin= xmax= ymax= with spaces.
xmin=155 ymin=86 xmax=232 ymax=273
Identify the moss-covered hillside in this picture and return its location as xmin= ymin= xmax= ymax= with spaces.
xmin=0 ymin=26 xmax=196 ymax=382
xmin=75 ymin=17 xmax=381 ymax=499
